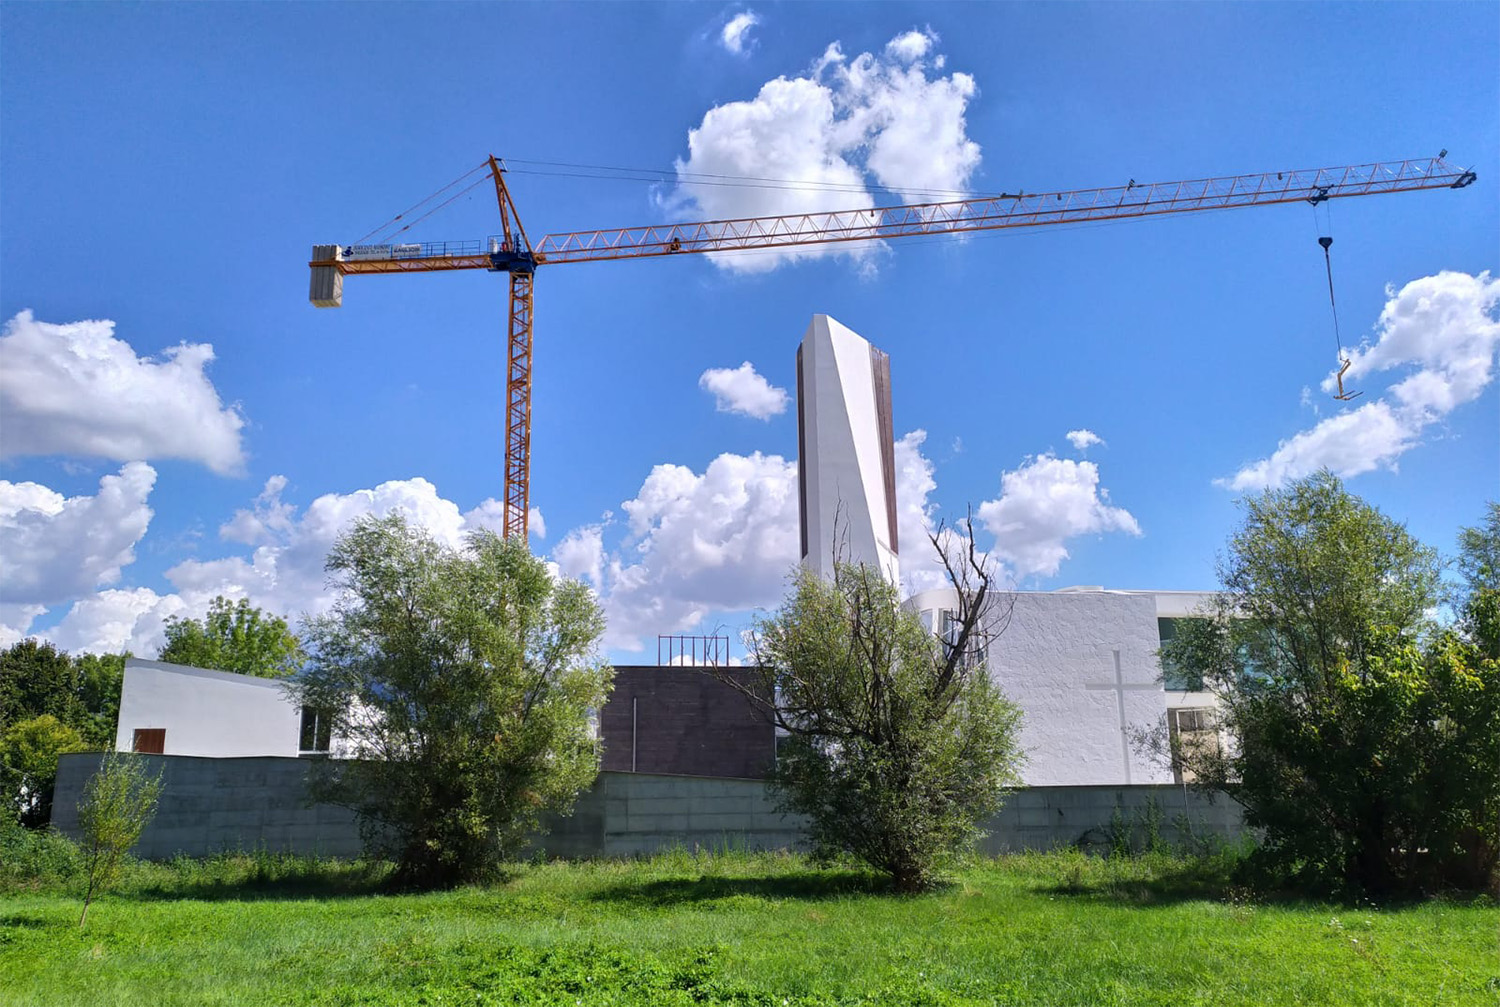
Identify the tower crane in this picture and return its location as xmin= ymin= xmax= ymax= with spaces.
xmin=308 ymin=155 xmax=1476 ymax=541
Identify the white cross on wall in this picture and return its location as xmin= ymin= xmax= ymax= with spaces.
xmin=1084 ymin=649 xmax=1161 ymax=784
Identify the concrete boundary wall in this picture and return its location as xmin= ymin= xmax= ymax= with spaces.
xmin=52 ymin=754 xmax=365 ymax=860
xmin=52 ymin=754 xmax=1244 ymax=861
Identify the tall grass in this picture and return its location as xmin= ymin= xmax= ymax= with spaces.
xmin=0 ymin=817 xmax=389 ymax=899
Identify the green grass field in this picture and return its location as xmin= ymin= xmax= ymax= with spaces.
xmin=1 ymin=848 xmax=1496 ymax=1006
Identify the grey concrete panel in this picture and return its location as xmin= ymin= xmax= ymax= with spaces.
xmin=623 ymin=813 xmax=693 ymax=833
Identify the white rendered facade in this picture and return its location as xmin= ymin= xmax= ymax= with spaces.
xmin=908 ymin=587 xmax=1221 ymax=786
xmin=796 ymin=314 xmax=900 ymax=584
xmin=115 ymin=658 xmax=337 ymax=758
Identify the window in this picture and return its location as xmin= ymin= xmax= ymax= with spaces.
xmin=1168 ymin=707 xmax=1220 ymax=784
xmin=132 ymin=728 xmax=165 ymax=754
xmin=299 ymin=707 xmax=333 ymax=754
xmin=936 ymin=609 xmax=981 ymax=668
xmin=1172 ymin=708 xmax=1213 ymax=733
xmin=1158 ymin=617 xmax=1208 ymax=691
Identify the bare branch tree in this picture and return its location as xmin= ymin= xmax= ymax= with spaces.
xmin=713 ymin=508 xmax=1024 ymax=891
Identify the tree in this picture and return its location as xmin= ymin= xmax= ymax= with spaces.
xmin=732 ymin=528 xmax=1024 ymax=893
xmin=1456 ymin=502 xmax=1500 ymax=660
xmin=1456 ymin=501 xmax=1500 ymax=599
xmin=0 ymin=715 xmax=87 ymax=827
xmin=0 ymin=640 xmax=80 ymax=734
xmin=292 ymin=514 xmax=612 ymax=888
xmin=0 ymin=641 xmax=121 ymax=759
xmin=71 ymin=653 xmax=125 ymax=749
xmin=1163 ymin=472 xmax=1498 ymax=894
xmin=159 ymin=596 xmax=305 ymax=678
xmin=77 ymin=751 xmax=161 ymax=928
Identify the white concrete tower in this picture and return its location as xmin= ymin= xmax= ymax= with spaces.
xmin=796 ymin=314 xmax=900 ymax=584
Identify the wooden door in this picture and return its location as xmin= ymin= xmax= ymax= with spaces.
xmin=132 ymin=728 xmax=165 ymax=754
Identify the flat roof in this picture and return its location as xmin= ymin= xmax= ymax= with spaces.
xmin=123 ymin=657 xmax=290 ymax=691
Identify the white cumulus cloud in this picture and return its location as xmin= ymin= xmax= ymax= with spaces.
xmin=551 ymin=428 xmax=1136 ymax=650
xmin=1066 ymin=429 xmax=1104 ymax=451
xmin=563 ymin=451 xmax=800 ymax=650
xmin=1223 ymin=270 xmax=1500 ymax=491
xmin=0 ymin=463 xmax=156 ymax=609
xmin=18 ymin=474 xmax=526 ymax=655
xmin=885 ymin=29 xmax=936 ymax=62
xmin=720 ymin=10 xmax=760 ymax=55
xmin=453 ymin=499 xmax=547 ymax=540
xmin=0 ymin=604 xmax=48 ymax=648
xmin=168 ymin=475 xmax=518 ymax=623
xmin=46 ymin=587 xmax=191 ymax=657
xmin=976 ymin=454 xmax=1141 ymax=579
xmin=893 ymin=429 xmax=963 ymax=595
xmin=699 ymin=361 xmax=789 ymax=419
xmin=668 ymin=29 xmax=980 ymax=273
xmin=553 ymin=524 xmax=606 ymax=588
xmin=0 ymin=311 xmax=246 ymax=474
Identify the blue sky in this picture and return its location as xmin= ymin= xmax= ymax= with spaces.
xmin=2 ymin=2 xmax=1496 ymax=660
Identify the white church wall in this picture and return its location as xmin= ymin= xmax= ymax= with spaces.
xmin=115 ymin=658 xmax=303 ymax=758
xmin=990 ymin=590 xmax=1173 ymax=786
xmin=909 ymin=587 xmax=1173 ymax=787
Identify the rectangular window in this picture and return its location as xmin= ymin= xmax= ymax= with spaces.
xmin=1157 ymin=617 xmax=1178 ymax=646
xmin=299 ymin=707 xmax=332 ymax=754
xmin=1158 ymin=617 xmax=1207 ymax=691
xmin=1174 ymin=708 xmax=1209 ymax=732
xmin=132 ymin=728 xmax=165 ymax=754
xmin=938 ymin=609 xmax=980 ymax=668
xmin=1168 ymin=707 xmax=1220 ymax=784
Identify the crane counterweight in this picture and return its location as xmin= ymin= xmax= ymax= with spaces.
xmin=309 ymin=244 xmax=342 ymax=308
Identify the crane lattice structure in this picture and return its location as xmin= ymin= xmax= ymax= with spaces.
xmin=309 ymin=155 xmax=1476 ymax=541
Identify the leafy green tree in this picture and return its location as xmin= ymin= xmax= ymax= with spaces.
xmin=1456 ymin=502 xmax=1500 ymax=597
xmin=0 ymin=640 xmax=80 ymax=734
xmin=77 ymin=751 xmax=162 ymax=928
xmin=0 ymin=715 xmax=87 ymax=827
xmin=1164 ymin=473 xmax=1498 ymax=894
xmin=71 ymin=653 xmax=125 ymax=749
xmin=1456 ymin=503 xmax=1500 ymax=660
xmin=735 ymin=536 xmax=1024 ymax=893
xmin=0 ymin=643 xmax=125 ymax=756
xmin=158 ymin=596 xmax=305 ymax=678
xmin=292 ymin=514 xmax=612 ymax=888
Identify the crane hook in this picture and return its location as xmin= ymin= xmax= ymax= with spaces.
xmin=1332 ymin=357 xmax=1362 ymax=402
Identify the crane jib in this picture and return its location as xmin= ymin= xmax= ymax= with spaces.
xmin=307 ymin=153 xmax=1477 ymax=541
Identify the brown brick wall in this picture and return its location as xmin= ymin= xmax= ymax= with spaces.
xmin=600 ymin=666 xmax=775 ymax=779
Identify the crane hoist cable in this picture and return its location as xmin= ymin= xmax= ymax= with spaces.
xmin=1307 ymin=193 xmax=1362 ymax=401
xmin=1317 ymin=227 xmax=1362 ymax=401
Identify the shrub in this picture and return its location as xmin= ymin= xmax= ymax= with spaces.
xmin=78 ymin=751 xmax=162 ymax=927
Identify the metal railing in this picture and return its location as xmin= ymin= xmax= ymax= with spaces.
xmin=657 ymin=634 xmax=731 ymax=667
